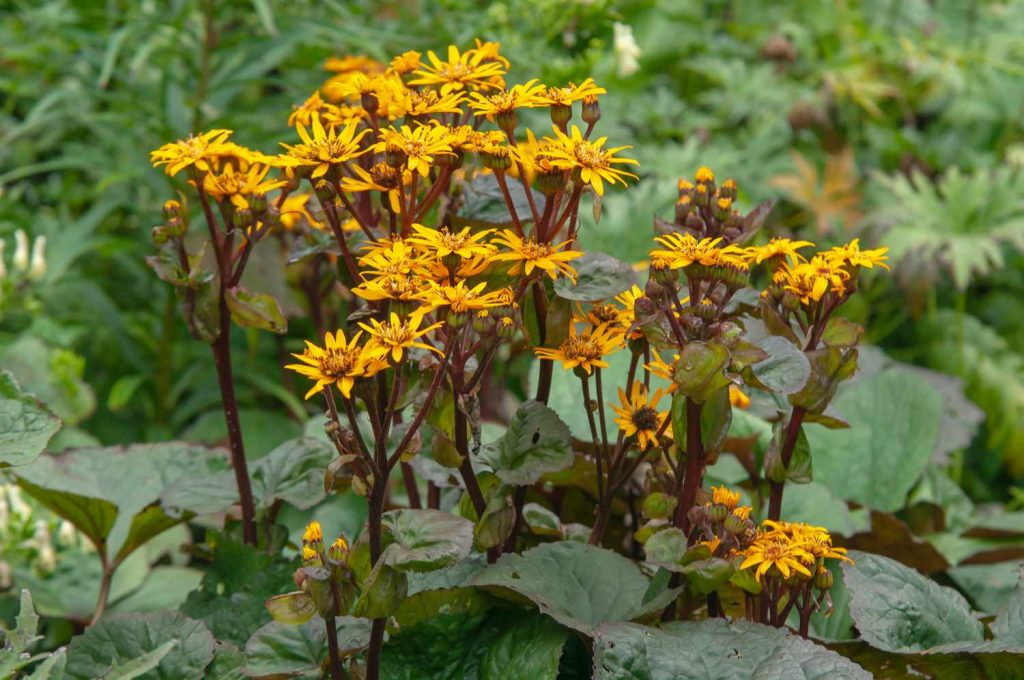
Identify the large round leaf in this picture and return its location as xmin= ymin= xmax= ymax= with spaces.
xmin=476 ymin=400 xmax=573 ymax=485
xmin=472 ymin=541 xmax=680 ymax=634
xmin=380 ymin=509 xmax=475 ymax=572
xmin=592 ymin=620 xmax=870 ymax=679
xmin=0 ymin=370 xmax=60 ymax=468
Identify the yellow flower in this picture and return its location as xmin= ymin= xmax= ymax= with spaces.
xmin=284 ymin=330 xmax=381 ymax=399
xmin=711 ymin=485 xmax=741 ymax=509
xmin=777 ymin=255 xmax=851 ymax=304
xmin=359 ymin=238 xmax=431 ymax=278
xmin=280 ymin=114 xmax=371 ymax=179
xmin=390 ymin=88 xmax=466 ymax=118
xmin=409 ymin=44 xmax=507 ymax=93
xmin=534 ymin=323 xmax=623 ymax=374
xmin=150 ymin=129 xmax=234 ymax=176
xmin=389 ymin=50 xmax=422 ymax=75
xmin=408 ymin=224 xmax=495 ymax=261
xmin=280 ymin=193 xmax=323 ymax=231
xmin=695 ymin=166 xmax=715 ymax=183
xmin=374 ymin=124 xmax=454 ymax=177
xmin=201 ymin=163 xmax=286 ymax=210
xmin=752 ymin=237 xmax=815 ymax=265
xmin=740 ymin=536 xmax=814 ymax=581
xmin=544 ymin=125 xmax=638 ymax=196
xmin=289 ymin=91 xmax=332 ymax=128
xmin=491 ymin=230 xmax=583 ymax=281
xmin=468 ymin=79 xmax=547 ymax=119
xmin=416 ymin=280 xmax=511 ymax=314
xmin=359 ymin=312 xmax=444 ymax=363
xmin=353 ymin=274 xmax=427 ymax=303
xmin=732 ymin=506 xmax=753 ymax=521
xmin=827 ymin=238 xmax=890 ymax=270
xmin=339 ymin=163 xmax=407 ymax=214
xmin=324 ymin=55 xmax=385 ymax=75
xmin=540 ymin=78 xmax=606 ymax=106
xmin=303 ymin=520 xmax=323 ymax=544
xmin=646 ymin=350 xmax=678 ymax=385
xmin=301 ymin=545 xmax=320 ymax=563
xmin=612 ymin=382 xmax=669 ymax=450
xmin=651 ymin=233 xmax=733 ymax=270
xmin=728 ymin=385 xmax=751 ymax=409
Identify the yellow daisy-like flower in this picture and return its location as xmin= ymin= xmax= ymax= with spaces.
xmin=710 ymin=485 xmax=741 ymax=509
xmin=544 ymin=125 xmax=639 ymax=196
xmin=339 ymin=163 xmax=407 ymax=214
xmin=416 ymin=280 xmax=511 ymax=314
xmin=826 ymin=238 xmax=890 ymax=270
xmin=739 ymin=535 xmax=814 ymax=582
xmin=353 ymin=274 xmax=428 ymax=303
xmin=612 ymin=382 xmax=669 ymax=450
xmin=201 ymin=162 xmax=286 ymax=210
xmin=280 ymin=114 xmax=371 ymax=179
xmin=301 ymin=545 xmax=320 ymax=563
xmin=732 ymin=506 xmax=753 ymax=521
xmin=752 ymin=237 xmax=816 ymax=265
xmin=358 ymin=237 xmax=431 ymax=278
xmin=284 ymin=329 xmax=381 ymax=400
xmin=534 ymin=323 xmax=623 ymax=375
xmin=468 ymin=79 xmax=547 ymax=119
xmin=540 ymin=78 xmax=606 ymax=106
xmin=491 ymin=230 xmax=583 ymax=281
xmin=408 ymin=224 xmax=495 ymax=261
xmin=409 ymin=44 xmax=507 ymax=93
xmin=374 ymin=124 xmax=454 ymax=177
xmin=650 ymin=233 xmax=732 ymax=270
xmin=776 ymin=254 xmax=851 ymax=304
xmin=279 ymin=193 xmax=322 ymax=231
xmin=150 ymin=129 xmax=234 ymax=176
xmin=359 ymin=312 xmax=444 ymax=363
xmin=289 ymin=91 xmax=332 ymax=128
xmin=390 ymin=88 xmax=466 ymax=119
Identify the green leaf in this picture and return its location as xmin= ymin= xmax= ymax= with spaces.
xmin=109 ymin=566 xmax=204 ymax=614
xmin=642 ymin=527 xmax=688 ymax=569
xmin=552 ymin=252 xmax=636 ymax=302
xmin=380 ymin=607 xmax=495 ymax=680
xmin=476 ymin=400 xmax=574 ymax=486
xmin=0 ymin=371 xmax=61 ymax=468
xmin=478 ymin=612 xmax=569 ymax=680
xmin=764 ymin=418 xmax=811 ymax=484
xmin=671 ymin=386 xmax=732 ymax=456
xmin=162 ymin=437 xmax=333 ymax=516
xmin=842 ymin=551 xmax=984 ymax=653
xmin=672 ymin=342 xmax=731 ymax=403
xmin=0 ymin=589 xmax=42 ymax=678
xmin=354 ymin=561 xmax=408 ymax=619
xmin=100 ymin=640 xmax=177 ymax=680
xmin=264 ymin=591 xmax=316 ymax=625
xmin=16 ymin=443 xmax=227 ymax=561
xmin=991 ymin=566 xmax=1024 ymax=646
xmin=778 ymin=482 xmax=858 ymax=536
xmin=244 ymin=617 xmax=371 ymax=677
xmin=181 ymin=541 xmax=297 ymax=647
xmin=474 ymin=492 xmax=517 ymax=550
xmin=225 ymin=286 xmax=287 ymax=333
xmin=592 ymin=620 xmax=870 ymax=679
xmin=452 ymin=172 xmax=533 ymax=228
xmin=679 ymin=557 xmax=734 ymax=595
xmin=822 ymin=317 xmax=864 ymax=348
xmin=788 ymin=347 xmax=858 ymax=415
xmin=377 ymin=509 xmax=474 ymax=573
xmin=65 ymin=610 xmax=215 ymax=680
xmin=522 ymin=502 xmax=562 ymax=537
xmin=806 ymin=370 xmax=943 ymax=512
xmin=750 ymin=336 xmax=811 ymax=395
xmin=472 ymin=541 xmax=680 ymax=634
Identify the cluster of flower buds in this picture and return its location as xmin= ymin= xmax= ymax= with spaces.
xmin=673 ymin=167 xmax=743 ymax=241
xmin=293 ymin=520 xmax=355 ymax=619
xmin=686 ymin=486 xmax=757 ymax=557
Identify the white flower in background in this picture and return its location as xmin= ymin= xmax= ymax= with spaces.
xmin=7 ymin=486 xmax=31 ymax=519
xmin=34 ymin=519 xmax=57 ymax=573
xmin=613 ymin=22 xmax=641 ymax=78
xmin=58 ymin=520 xmax=77 ymax=547
xmin=29 ymin=235 xmax=47 ymax=281
xmin=13 ymin=230 xmax=29 ymax=273
xmin=0 ymin=240 xmax=6 ymax=280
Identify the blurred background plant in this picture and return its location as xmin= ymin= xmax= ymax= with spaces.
xmin=3 ymin=0 xmax=1024 ymax=672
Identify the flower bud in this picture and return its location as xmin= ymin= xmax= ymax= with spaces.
xmin=675 ymin=196 xmax=692 ymax=224
xmin=232 ymin=208 xmax=253 ymax=230
xmin=581 ymin=95 xmax=601 ymax=125
xmin=163 ymin=199 xmax=183 ymax=221
xmin=538 ymin=170 xmax=567 ymax=195
xmin=361 ymin=91 xmax=379 ymax=115
xmin=814 ymin=567 xmax=834 ymax=590
xmin=249 ymin=193 xmax=268 ymax=214
xmin=685 ymin=213 xmax=706 ymax=234
xmin=687 ymin=505 xmax=707 ymax=527
xmin=496 ymin=110 xmax=519 ymax=134
xmin=152 ymin=226 xmax=170 ymax=245
xmin=549 ymin=103 xmax=571 ymax=126
xmin=709 ymin=503 xmax=729 ymax=523
xmin=481 ymin=146 xmax=513 ymax=172
xmin=328 ymin=537 xmax=349 ymax=562
xmin=719 ymin=179 xmax=737 ymax=200
xmin=303 ymin=520 xmax=323 ymax=546
xmin=723 ymin=513 xmax=749 ymax=536
xmin=314 ymin=179 xmax=336 ymax=203
xmin=385 ymin=144 xmax=408 ymax=169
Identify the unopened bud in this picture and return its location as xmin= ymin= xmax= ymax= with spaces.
xmin=496 ymin=110 xmax=519 ymax=134
xmin=549 ymin=103 xmax=571 ymax=126
xmin=361 ymin=91 xmax=379 ymax=115
xmin=163 ymin=199 xmax=182 ymax=221
xmin=814 ymin=567 xmax=834 ymax=590
xmin=481 ymin=147 xmax=513 ymax=172
xmin=709 ymin=503 xmax=729 ymax=523
xmin=314 ymin=180 xmax=336 ymax=203
xmin=249 ymin=193 xmax=268 ymax=214
xmin=13 ymin=230 xmax=29 ymax=273
xmin=581 ymin=95 xmax=601 ymax=125
xmin=385 ymin=144 xmax=408 ymax=169
xmin=328 ymin=537 xmax=349 ymax=561
xmin=723 ymin=513 xmax=748 ymax=536
xmin=232 ymin=208 xmax=253 ymax=230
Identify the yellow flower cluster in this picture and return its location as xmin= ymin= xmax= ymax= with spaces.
xmin=740 ymin=520 xmax=850 ymax=582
